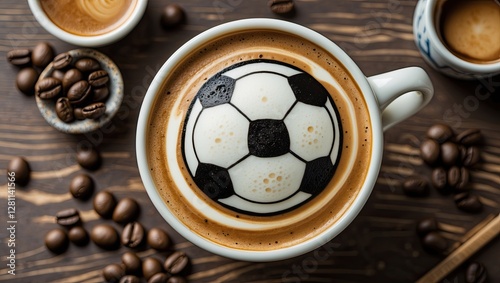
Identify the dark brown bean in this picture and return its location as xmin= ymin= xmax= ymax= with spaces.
xmin=454 ymin=192 xmax=483 ymax=213
xmin=88 ymin=69 xmax=109 ymax=87
xmin=7 ymin=156 xmax=31 ymax=186
xmin=420 ymin=139 xmax=440 ymax=166
xmin=75 ymin=57 xmax=101 ymax=73
xmin=93 ymin=86 xmax=109 ymax=102
xmin=67 ymin=80 xmax=91 ymax=105
xmin=7 ymin=49 xmax=32 ymax=66
xmin=56 ymin=208 xmax=81 ymax=227
xmin=44 ymin=228 xmax=69 ymax=254
xmin=55 ymin=97 xmax=74 ymax=123
xmin=76 ymin=145 xmax=102 ymax=170
xmin=91 ymin=224 xmax=119 ymax=249
xmin=421 ymin=231 xmax=448 ymax=254
xmin=121 ymin=222 xmax=145 ymax=248
xmin=447 ymin=166 xmax=460 ymax=188
xmin=16 ymin=67 xmax=39 ymax=95
xmin=102 ymin=263 xmax=125 ymax=283
xmin=74 ymin=108 xmax=86 ymax=120
xmin=142 ymin=257 xmax=163 ymax=281
xmin=32 ymin=42 xmax=54 ymax=68
xmin=35 ymin=77 xmax=62 ymax=100
xmin=69 ymin=173 xmax=94 ymax=199
xmin=268 ymin=0 xmax=295 ymax=15
xmin=68 ymin=226 xmax=89 ymax=246
xmin=416 ymin=217 xmax=439 ymax=237
xmin=148 ymin=273 xmax=171 ymax=283
xmin=456 ymin=129 xmax=482 ymax=145
xmin=164 ymin=251 xmax=189 ymax=275
xmin=52 ymin=52 xmax=72 ymax=70
xmin=113 ymin=198 xmax=140 ymax=224
xmin=167 ymin=276 xmax=187 ymax=283
xmin=431 ymin=167 xmax=449 ymax=194
xmin=122 ymin=252 xmax=142 ymax=274
xmin=455 ymin=167 xmax=470 ymax=191
xmin=147 ymin=227 xmax=170 ymax=251
xmin=463 ymin=146 xmax=481 ymax=167
xmin=93 ymin=191 xmax=117 ymax=218
xmin=402 ymin=176 xmax=430 ymax=197
xmin=62 ymin=68 xmax=83 ymax=92
xmin=160 ymin=4 xmax=186 ymax=29
xmin=51 ymin=69 xmax=65 ymax=81
xmin=465 ymin=262 xmax=487 ymax=283
xmin=440 ymin=142 xmax=459 ymax=166
xmin=120 ymin=275 xmax=140 ymax=283
xmin=426 ymin=123 xmax=454 ymax=143
xmin=82 ymin=102 xmax=106 ymax=119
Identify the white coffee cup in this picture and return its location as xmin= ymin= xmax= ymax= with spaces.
xmin=413 ymin=0 xmax=500 ymax=79
xmin=27 ymin=0 xmax=148 ymax=47
xmin=136 ymin=18 xmax=434 ymax=262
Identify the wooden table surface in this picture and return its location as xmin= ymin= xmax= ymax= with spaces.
xmin=1 ymin=1 xmax=499 ymax=282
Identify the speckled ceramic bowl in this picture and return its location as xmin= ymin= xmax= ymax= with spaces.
xmin=36 ymin=49 xmax=123 ymax=134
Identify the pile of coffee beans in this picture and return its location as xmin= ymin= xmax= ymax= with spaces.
xmin=415 ymin=217 xmax=451 ymax=254
xmin=45 ymin=207 xmax=89 ymax=253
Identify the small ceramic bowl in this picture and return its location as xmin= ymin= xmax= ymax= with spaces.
xmin=36 ymin=49 xmax=124 ymax=134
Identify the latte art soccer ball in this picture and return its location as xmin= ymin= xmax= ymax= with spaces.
xmin=182 ymin=59 xmax=342 ymax=216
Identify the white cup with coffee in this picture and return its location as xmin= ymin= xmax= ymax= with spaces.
xmin=413 ymin=0 xmax=500 ymax=79
xmin=136 ymin=18 xmax=434 ymax=262
xmin=28 ymin=0 xmax=148 ymax=47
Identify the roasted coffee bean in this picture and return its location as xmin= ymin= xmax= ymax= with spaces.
xmin=51 ymin=69 xmax=65 ymax=81
xmin=93 ymin=191 xmax=117 ymax=218
xmin=82 ymin=102 xmax=106 ymax=119
xmin=142 ymin=257 xmax=164 ymax=281
xmin=431 ymin=167 xmax=449 ymax=194
xmin=75 ymin=57 xmax=101 ymax=73
xmin=455 ymin=167 xmax=470 ymax=191
xmin=52 ymin=52 xmax=72 ymax=70
xmin=416 ymin=217 xmax=439 ymax=237
xmin=463 ymin=146 xmax=481 ymax=167
xmin=55 ymin=97 xmax=74 ymax=123
xmin=93 ymin=86 xmax=110 ymax=102
xmin=120 ymin=275 xmax=140 ymax=283
xmin=67 ymin=80 xmax=92 ymax=105
xmin=455 ymin=192 xmax=483 ymax=213
xmin=45 ymin=228 xmax=69 ymax=253
xmin=421 ymin=231 xmax=448 ymax=254
xmin=16 ymin=67 xmax=39 ymax=95
xmin=88 ymin=69 xmax=109 ymax=87
xmin=268 ymin=0 xmax=295 ymax=15
xmin=113 ymin=198 xmax=140 ymax=224
xmin=148 ymin=273 xmax=171 ymax=283
xmin=76 ymin=145 xmax=102 ymax=170
xmin=36 ymin=77 xmax=62 ymax=100
xmin=91 ymin=224 xmax=119 ymax=249
xmin=121 ymin=222 xmax=145 ymax=248
xmin=440 ymin=142 xmax=459 ymax=166
xmin=420 ymin=139 xmax=440 ymax=166
xmin=56 ymin=208 xmax=81 ymax=227
xmin=68 ymin=226 xmax=89 ymax=246
xmin=465 ymin=262 xmax=487 ymax=283
xmin=402 ymin=176 xmax=430 ymax=197
xmin=62 ymin=68 xmax=83 ymax=92
xmin=7 ymin=156 xmax=31 ymax=186
xmin=427 ymin=123 xmax=454 ymax=143
xmin=147 ymin=227 xmax=170 ymax=251
xmin=456 ymin=129 xmax=482 ymax=145
xmin=447 ymin=166 xmax=460 ymax=188
xmin=164 ymin=251 xmax=189 ymax=275
xmin=167 ymin=276 xmax=187 ymax=283
xmin=160 ymin=4 xmax=186 ymax=29
xmin=31 ymin=42 xmax=54 ymax=68
xmin=74 ymin=108 xmax=86 ymax=120
xmin=102 ymin=263 xmax=125 ymax=283
xmin=69 ymin=173 xmax=94 ymax=199
xmin=7 ymin=49 xmax=32 ymax=66
xmin=122 ymin=252 xmax=142 ymax=274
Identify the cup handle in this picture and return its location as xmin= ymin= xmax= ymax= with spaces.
xmin=367 ymin=67 xmax=434 ymax=132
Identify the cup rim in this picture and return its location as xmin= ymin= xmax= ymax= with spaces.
xmin=136 ymin=18 xmax=384 ymax=262
xmin=27 ymin=0 xmax=148 ymax=47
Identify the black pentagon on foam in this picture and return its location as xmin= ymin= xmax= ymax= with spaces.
xmin=248 ymin=119 xmax=290 ymax=157
xmin=298 ymin=156 xmax=335 ymax=195
xmin=196 ymin=74 xmax=236 ymax=108
xmin=194 ymin=163 xmax=234 ymax=200
xmin=288 ymin=73 xmax=329 ymax=107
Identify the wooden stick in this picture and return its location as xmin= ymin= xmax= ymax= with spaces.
xmin=416 ymin=214 xmax=500 ymax=283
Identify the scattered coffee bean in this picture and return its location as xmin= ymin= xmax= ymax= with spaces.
xmin=164 ymin=251 xmax=189 ymax=275
xmin=113 ymin=198 xmax=140 ymax=224
xmin=93 ymin=86 xmax=109 ymax=102
xmin=147 ymin=227 xmax=170 ymax=251
xmin=56 ymin=208 xmax=81 ymax=227
xmin=122 ymin=252 xmax=142 ymax=274
xmin=120 ymin=275 xmax=140 ymax=283
xmin=421 ymin=231 xmax=448 ymax=254
xmin=36 ymin=77 xmax=62 ymax=100
xmin=76 ymin=145 xmax=102 ymax=170
xmin=142 ymin=257 xmax=164 ymax=281
xmin=7 ymin=49 xmax=32 ymax=67
xmin=52 ymin=52 xmax=72 ymax=70
xmin=465 ymin=262 xmax=487 ymax=283
xmin=91 ymin=224 xmax=119 ymax=249
xmin=69 ymin=173 xmax=94 ymax=200
xmin=416 ymin=217 xmax=438 ymax=237
xmin=440 ymin=142 xmax=459 ymax=166
xmin=45 ymin=228 xmax=69 ymax=253
xmin=82 ymin=102 xmax=106 ymax=119
xmin=454 ymin=192 xmax=483 ymax=213
xmin=16 ymin=67 xmax=39 ymax=95
xmin=93 ymin=191 xmax=117 ymax=218
xmin=462 ymin=146 xmax=481 ymax=167
xmin=62 ymin=68 xmax=83 ymax=92
xmin=420 ymin=139 xmax=440 ymax=165
xmin=160 ymin=4 xmax=186 ymax=29
xmin=75 ymin=57 xmax=101 ymax=73
xmin=402 ymin=176 xmax=430 ymax=197
xmin=68 ymin=226 xmax=89 ymax=246
xmin=431 ymin=167 xmax=448 ymax=194
xmin=67 ymin=80 xmax=92 ymax=105
xmin=31 ymin=42 xmax=54 ymax=68
xmin=7 ymin=156 xmax=31 ymax=186
xmin=102 ymin=263 xmax=125 ymax=283
xmin=55 ymin=97 xmax=75 ymax=123
xmin=167 ymin=276 xmax=187 ymax=283
xmin=456 ymin=129 xmax=482 ymax=145
xmin=148 ymin=272 xmax=171 ymax=283
xmin=121 ymin=222 xmax=145 ymax=248
xmin=88 ymin=69 xmax=109 ymax=88
xmin=268 ymin=0 xmax=295 ymax=15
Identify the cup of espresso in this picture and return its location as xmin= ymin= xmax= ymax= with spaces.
xmin=136 ymin=18 xmax=434 ymax=262
xmin=413 ymin=0 xmax=500 ymax=79
xmin=28 ymin=0 xmax=148 ymax=47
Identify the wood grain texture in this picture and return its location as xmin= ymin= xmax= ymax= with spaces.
xmin=1 ymin=0 xmax=499 ymax=282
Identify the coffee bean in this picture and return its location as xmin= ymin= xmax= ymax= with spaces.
xmin=32 ymin=42 xmax=54 ymax=68
xmin=148 ymin=273 xmax=171 ymax=283
xmin=69 ymin=173 xmax=94 ymax=199
xmin=121 ymin=222 xmax=145 ymax=248
xmin=7 ymin=156 xmax=30 ymax=186
xmin=416 ymin=217 xmax=438 ymax=237
xmin=420 ymin=139 xmax=440 ymax=166
xmin=44 ymin=228 xmax=69 ymax=254
xmin=454 ymin=167 xmax=470 ymax=191
xmin=7 ymin=49 xmax=32 ymax=67
xmin=102 ymin=263 xmax=125 ymax=283
xmin=91 ymin=224 xmax=119 ymax=249
xmin=36 ymin=77 xmax=62 ymax=100
xmin=75 ymin=57 xmax=101 ymax=73
xmin=142 ymin=257 xmax=164 ymax=281
xmin=76 ymin=145 xmax=102 ymax=170
xmin=456 ymin=129 xmax=482 ymax=145
xmin=268 ymin=0 xmax=295 ymax=15
xmin=402 ymin=176 xmax=430 ymax=197
xmin=164 ymin=251 xmax=189 ymax=275
xmin=82 ymin=102 xmax=106 ymax=119
xmin=56 ymin=208 xmax=81 ymax=227
xmin=93 ymin=191 xmax=117 ymax=218
xmin=68 ymin=226 xmax=89 ymax=246
xmin=447 ymin=166 xmax=460 ymax=188
xmin=465 ymin=262 xmax=487 ymax=283
xmin=93 ymin=86 xmax=110 ymax=102
xmin=440 ymin=142 xmax=459 ymax=166
xmin=122 ymin=252 xmax=142 ymax=274
xmin=455 ymin=192 xmax=483 ymax=213
xmin=160 ymin=4 xmax=186 ymax=29
xmin=52 ymin=52 xmax=72 ymax=70
xmin=16 ymin=67 xmax=39 ymax=95
xmin=55 ymin=97 xmax=75 ymax=123
xmin=62 ymin=68 xmax=83 ymax=92
xmin=421 ymin=231 xmax=448 ymax=254
xmin=120 ymin=275 xmax=140 ymax=283
xmin=462 ymin=146 xmax=481 ymax=167
xmin=67 ymin=80 xmax=92 ymax=105
xmin=113 ymin=198 xmax=140 ymax=224
xmin=147 ymin=227 xmax=170 ymax=251
xmin=74 ymin=108 xmax=86 ymax=120
xmin=88 ymin=69 xmax=109 ymax=88
xmin=167 ymin=276 xmax=187 ymax=283
xmin=431 ymin=167 xmax=449 ymax=194
xmin=51 ymin=69 xmax=65 ymax=81
xmin=426 ymin=123 xmax=454 ymax=144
